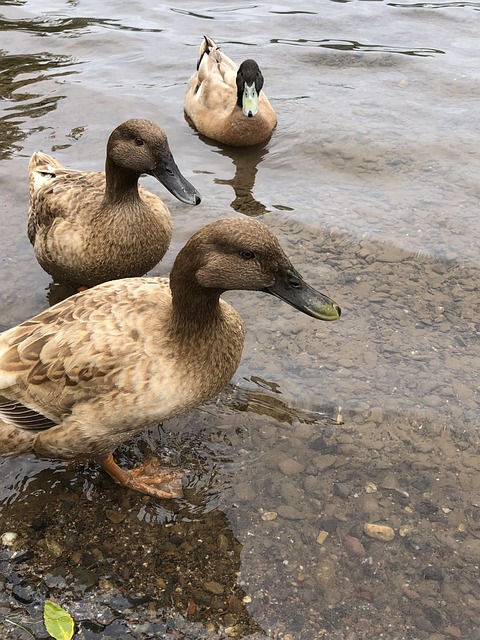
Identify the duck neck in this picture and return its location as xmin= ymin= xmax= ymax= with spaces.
xmin=103 ymin=156 xmax=141 ymax=205
xmin=170 ymin=284 xmax=223 ymax=334
xmin=169 ymin=255 xmax=224 ymax=336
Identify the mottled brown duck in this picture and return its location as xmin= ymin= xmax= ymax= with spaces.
xmin=28 ymin=118 xmax=201 ymax=288
xmin=0 ymin=218 xmax=340 ymax=498
xmin=184 ymin=36 xmax=277 ymax=146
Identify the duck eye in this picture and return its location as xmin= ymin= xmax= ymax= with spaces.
xmin=239 ymin=250 xmax=255 ymax=260
xmin=134 ymin=137 xmax=144 ymax=146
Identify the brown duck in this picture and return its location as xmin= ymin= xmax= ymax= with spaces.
xmin=28 ymin=118 xmax=201 ymax=288
xmin=0 ymin=218 xmax=340 ymax=498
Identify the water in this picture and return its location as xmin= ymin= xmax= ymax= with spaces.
xmin=0 ymin=1 xmax=479 ymax=638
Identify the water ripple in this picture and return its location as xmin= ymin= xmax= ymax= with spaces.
xmin=387 ymin=0 xmax=480 ymax=9
xmin=272 ymin=37 xmax=445 ymax=57
xmin=0 ymin=16 xmax=163 ymax=37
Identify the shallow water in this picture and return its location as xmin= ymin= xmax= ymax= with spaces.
xmin=0 ymin=1 xmax=479 ymax=638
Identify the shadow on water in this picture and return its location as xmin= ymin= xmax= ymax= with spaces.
xmin=0 ymin=465 xmax=266 ymax=638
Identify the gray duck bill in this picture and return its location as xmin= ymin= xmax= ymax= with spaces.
xmin=264 ymin=266 xmax=341 ymax=321
xmin=150 ymin=157 xmax=201 ymax=205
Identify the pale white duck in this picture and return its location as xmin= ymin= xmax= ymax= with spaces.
xmin=184 ymin=36 xmax=277 ymax=146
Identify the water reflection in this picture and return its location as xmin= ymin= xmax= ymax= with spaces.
xmin=0 ymin=50 xmax=77 ymax=158
xmin=231 ymin=377 xmax=341 ymax=425
xmin=212 ymin=142 xmax=271 ymax=216
xmin=0 ymin=14 xmax=163 ymax=36
xmin=387 ymin=1 xmax=480 ymax=9
xmin=272 ymin=37 xmax=445 ymax=57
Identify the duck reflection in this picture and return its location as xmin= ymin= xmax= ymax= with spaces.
xmin=212 ymin=140 xmax=270 ymax=217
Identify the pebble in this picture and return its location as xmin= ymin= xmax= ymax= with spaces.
xmin=369 ymin=406 xmax=383 ymax=423
xmin=12 ymin=585 xmax=34 ymax=604
xmin=316 ymin=530 xmax=329 ymax=545
xmin=44 ymin=573 xmax=68 ymax=589
xmin=399 ymin=525 xmax=412 ymax=537
xmin=277 ymin=505 xmax=304 ymax=520
xmin=204 ymin=581 xmax=224 ymax=595
xmin=1 ymin=532 xmax=17 ymax=547
xmin=261 ymin=511 xmax=278 ymax=521
xmin=234 ymin=482 xmax=256 ymax=501
xmin=278 ymin=457 xmax=305 ymax=476
xmin=444 ymin=626 xmax=462 ymax=638
xmin=343 ymin=535 xmax=366 ymax=556
xmin=459 ymin=539 xmax=480 ymax=563
xmin=314 ymin=454 xmax=337 ymax=471
xmin=105 ymin=509 xmax=127 ymax=524
xmin=38 ymin=538 xmax=63 ymax=558
xmin=380 ymin=472 xmax=398 ymax=490
xmin=363 ymin=523 xmax=395 ymax=541
xmin=423 ymin=565 xmax=444 ymax=581
xmin=333 ymin=482 xmax=350 ymax=498
xmin=365 ymin=482 xmax=377 ymax=493
xmin=359 ymin=494 xmax=380 ymax=515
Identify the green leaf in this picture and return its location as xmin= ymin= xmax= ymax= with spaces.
xmin=43 ymin=600 xmax=74 ymax=640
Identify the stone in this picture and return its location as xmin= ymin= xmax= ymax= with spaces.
xmin=277 ymin=505 xmax=304 ymax=520
xmin=316 ymin=530 xmax=329 ymax=545
xmin=261 ymin=511 xmax=278 ymax=521
xmin=204 ymin=581 xmax=224 ymax=595
xmin=105 ymin=509 xmax=127 ymax=524
xmin=333 ymin=482 xmax=350 ymax=498
xmin=278 ymin=457 xmax=305 ymax=476
xmin=314 ymin=454 xmax=337 ymax=471
xmin=343 ymin=535 xmax=366 ymax=556
xmin=363 ymin=523 xmax=395 ymax=541
xmin=459 ymin=539 xmax=480 ymax=563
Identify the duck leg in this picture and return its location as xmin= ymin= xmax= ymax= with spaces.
xmin=97 ymin=454 xmax=184 ymax=499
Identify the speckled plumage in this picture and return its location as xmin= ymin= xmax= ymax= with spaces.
xmin=0 ymin=218 xmax=340 ymax=496
xmin=28 ymin=119 xmax=200 ymax=287
xmin=184 ymin=36 xmax=277 ymax=146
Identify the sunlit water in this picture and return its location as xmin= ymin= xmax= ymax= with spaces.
xmin=0 ymin=1 xmax=479 ymax=638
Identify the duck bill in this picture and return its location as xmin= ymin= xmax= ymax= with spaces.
xmin=150 ymin=156 xmax=201 ymax=205
xmin=242 ymin=83 xmax=259 ymax=117
xmin=264 ymin=266 xmax=341 ymax=321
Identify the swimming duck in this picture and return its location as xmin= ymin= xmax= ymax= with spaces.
xmin=0 ymin=218 xmax=340 ymax=499
xmin=184 ymin=35 xmax=277 ymax=146
xmin=28 ymin=118 xmax=201 ymax=288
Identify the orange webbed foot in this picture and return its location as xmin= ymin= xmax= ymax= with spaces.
xmin=97 ymin=454 xmax=184 ymax=499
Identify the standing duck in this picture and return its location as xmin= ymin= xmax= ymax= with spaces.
xmin=28 ymin=118 xmax=201 ymax=288
xmin=0 ymin=218 xmax=340 ymax=499
xmin=184 ymin=36 xmax=277 ymax=146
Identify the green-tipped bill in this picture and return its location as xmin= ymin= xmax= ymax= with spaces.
xmin=264 ymin=265 xmax=341 ymax=321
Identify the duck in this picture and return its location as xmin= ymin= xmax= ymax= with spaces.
xmin=0 ymin=218 xmax=340 ymax=499
xmin=28 ymin=118 xmax=202 ymax=288
xmin=184 ymin=35 xmax=277 ymax=146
